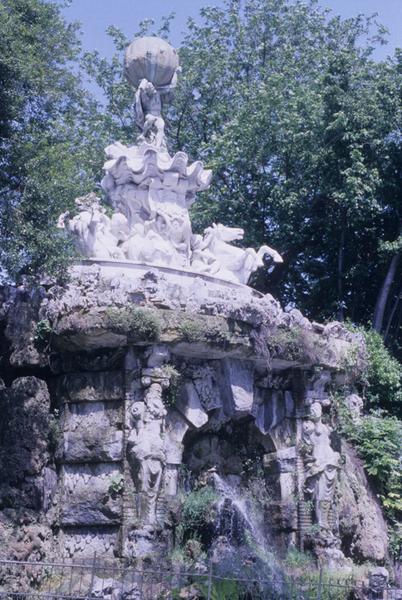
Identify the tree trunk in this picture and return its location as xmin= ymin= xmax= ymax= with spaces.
xmin=384 ymin=285 xmax=402 ymax=341
xmin=373 ymin=251 xmax=401 ymax=333
xmin=337 ymin=221 xmax=346 ymax=321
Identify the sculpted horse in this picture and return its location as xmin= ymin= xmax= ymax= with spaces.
xmin=198 ymin=223 xmax=283 ymax=285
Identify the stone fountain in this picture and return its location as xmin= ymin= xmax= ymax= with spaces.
xmin=0 ymin=36 xmax=389 ymax=582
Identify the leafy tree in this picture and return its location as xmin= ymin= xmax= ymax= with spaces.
xmin=82 ymin=1 xmax=402 ymax=343
xmin=372 ymin=50 xmax=402 ymax=340
xmin=0 ymin=0 xmax=104 ymax=280
xmin=168 ymin=1 xmax=402 ymax=331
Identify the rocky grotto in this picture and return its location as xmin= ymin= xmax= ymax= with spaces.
xmin=0 ymin=36 xmax=396 ymax=597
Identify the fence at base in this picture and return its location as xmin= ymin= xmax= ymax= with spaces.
xmin=0 ymin=558 xmax=400 ymax=599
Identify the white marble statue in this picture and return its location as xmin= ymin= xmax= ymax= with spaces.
xmin=58 ymin=37 xmax=283 ymax=286
xmin=127 ymin=352 xmax=167 ymax=525
xmin=57 ymin=194 xmax=126 ymax=260
xmin=198 ymin=223 xmax=283 ymax=285
xmin=126 ymin=37 xmax=179 ymax=150
xmin=302 ymin=402 xmax=340 ymax=530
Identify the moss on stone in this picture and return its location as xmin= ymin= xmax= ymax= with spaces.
xmin=105 ymin=306 xmax=161 ymax=341
xmin=179 ymin=319 xmax=204 ymax=342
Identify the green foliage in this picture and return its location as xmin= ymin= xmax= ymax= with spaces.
xmin=388 ymin=522 xmax=402 ymax=561
xmin=340 ymin=408 xmax=402 ymax=521
xmin=177 ymin=486 xmax=218 ymax=545
xmin=106 ymin=307 xmax=161 ymax=341
xmin=290 ymin=573 xmax=354 ymax=600
xmin=0 ymin=0 xmax=103 ymax=280
xmin=164 ymin=0 xmax=402 ymax=327
xmin=160 ymin=364 xmax=182 ymax=407
xmin=362 ymin=329 xmax=402 ymax=414
xmin=108 ymin=474 xmax=124 ymax=495
xmin=199 ymin=579 xmax=239 ymax=600
xmin=178 ymin=317 xmax=229 ymax=345
xmin=203 ymin=321 xmax=229 ymax=345
xmin=268 ymin=327 xmax=303 ymax=361
xmin=179 ymin=319 xmax=204 ymax=342
xmin=284 ymin=548 xmax=315 ymax=569
xmin=168 ymin=532 xmax=208 ymax=569
xmin=33 ymin=319 xmax=53 ymax=351
xmin=169 ymin=578 xmax=239 ymax=600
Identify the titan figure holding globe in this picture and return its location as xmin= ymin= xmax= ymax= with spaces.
xmin=125 ymin=37 xmax=180 ymax=149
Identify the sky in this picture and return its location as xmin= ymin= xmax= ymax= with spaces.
xmin=63 ymin=0 xmax=401 ymax=63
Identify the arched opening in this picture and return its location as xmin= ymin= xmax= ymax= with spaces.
xmin=177 ymin=418 xmax=280 ymax=559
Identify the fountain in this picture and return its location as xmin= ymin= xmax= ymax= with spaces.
xmin=0 ymin=32 xmax=387 ymax=591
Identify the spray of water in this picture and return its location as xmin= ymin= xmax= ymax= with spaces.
xmin=208 ymin=471 xmax=288 ymax=596
xmin=212 ymin=473 xmax=264 ymax=545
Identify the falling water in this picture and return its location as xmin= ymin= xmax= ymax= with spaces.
xmin=209 ymin=472 xmax=288 ymax=597
xmin=211 ymin=472 xmax=267 ymax=553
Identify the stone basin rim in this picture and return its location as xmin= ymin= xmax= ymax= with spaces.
xmin=74 ymin=258 xmax=264 ymax=297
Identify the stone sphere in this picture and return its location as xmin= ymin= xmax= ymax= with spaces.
xmin=125 ymin=36 xmax=179 ymax=88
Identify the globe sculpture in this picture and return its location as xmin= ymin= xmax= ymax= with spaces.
xmin=124 ymin=36 xmax=179 ymax=88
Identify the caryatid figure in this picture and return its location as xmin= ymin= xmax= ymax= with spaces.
xmin=302 ymin=402 xmax=340 ymax=530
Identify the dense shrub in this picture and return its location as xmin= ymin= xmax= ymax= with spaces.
xmin=33 ymin=319 xmax=53 ymax=351
xmin=339 ymin=407 xmax=402 ymax=558
xmin=177 ymin=486 xmax=218 ymax=547
xmin=363 ymin=329 xmax=402 ymax=415
xmin=341 ymin=411 xmax=401 ymax=510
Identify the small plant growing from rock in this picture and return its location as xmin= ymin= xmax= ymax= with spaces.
xmin=268 ymin=327 xmax=303 ymax=361
xmin=160 ymin=364 xmax=182 ymax=408
xmin=108 ymin=473 xmax=124 ymax=496
xmin=177 ymin=486 xmax=218 ymax=547
xmin=106 ymin=307 xmax=161 ymax=341
xmin=47 ymin=409 xmax=61 ymax=454
xmin=204 ymin=320 xmax=229 ymax=344
xmin=33 ymin=319 xmax=54 ymax=351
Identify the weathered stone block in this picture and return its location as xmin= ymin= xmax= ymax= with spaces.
xmin=263 ymin=447 xmax=296 ymax=474
xmin=175 ymin=382 xmax=208 ymax=429
xmin=58 ymin=371 xmax=124 ymax=403
xmin=254 ymin=390 xmax=286 ymax=434
xmin=165 ymin=409 xmax=189 ymax=463
xmin=63 ymin=431 xmax=123 ymax=463
xmin=221 ymin=359 xmax=254 ymax=416
xmin=284 ymin=391 xmax=294 ymax=417
xmin=62 ymin=402 xmax=123 ymax=463
xmin=60 ymin=464 xmax=122 ymax=526
xmin=0 ymin=377 xmax=51 ymax=484
xmin=192 ymin=364 xmax=222 ymax=411
xmin=62 ymin=526 xmax=119 ymax=558
xmin=50 ymin=349 xmax=124 ymax=374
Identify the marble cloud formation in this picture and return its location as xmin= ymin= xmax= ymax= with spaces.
xmin=58 ymin=36 xmax=283 ymax=286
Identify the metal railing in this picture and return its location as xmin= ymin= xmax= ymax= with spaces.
xmin=0 ymin=558 xmax=400 ymax=599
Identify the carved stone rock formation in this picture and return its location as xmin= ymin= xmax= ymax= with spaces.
xmin=0 ymin=271 xmax=385 ymax=570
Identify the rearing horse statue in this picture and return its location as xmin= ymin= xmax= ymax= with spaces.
xmin=199 ymin=223 xmax=283 ymax=285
